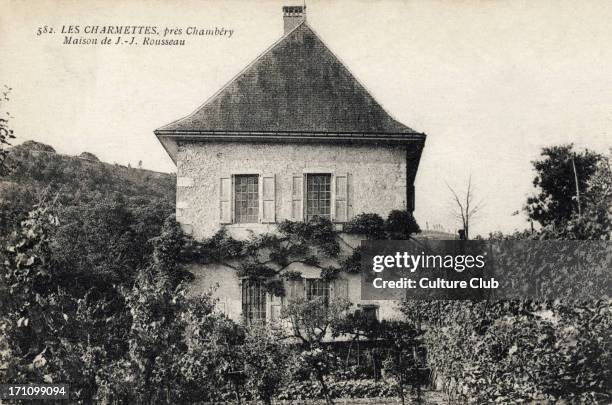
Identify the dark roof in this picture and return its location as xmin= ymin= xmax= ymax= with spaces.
xmin=157 ymin=22 xmax=418 ymax=135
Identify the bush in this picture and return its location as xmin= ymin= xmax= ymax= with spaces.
xmin=344 ymin=213 xmax=386 ymax=239
xmin=277 ymin=378 xmax=398 ymax=400
xmin=385 ymin=210 xmax=421 ymax=239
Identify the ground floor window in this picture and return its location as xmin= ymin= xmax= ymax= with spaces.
xmin=359 ymin=305 xmax=379 ymax=321
xmin=306 ymin=278 xmax=330 ymax=304
xmin=242 ymin=279 xmax=266 ymax=324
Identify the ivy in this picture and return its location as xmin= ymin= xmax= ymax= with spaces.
xmin=281 ymin=270 xmax=303 ymax=281
xmin=182 ymin=228 xmax=244 ymax=264
xmin=320 ymin=266 xmax=340 ymax=281
xmin=344 ymin=213 xmax=386 ymax=239
xmin=277 ymin=217 xmax=340 ymax=256
xmin=340 ymin=246 xmax=363 ymax=274
xmin=264 ymin=279 xmax=285 ymax=297
xmin=183 ymin=211 xmax=421 ymax=285
xmin=237 ymin=262 xmax=276 ymax=280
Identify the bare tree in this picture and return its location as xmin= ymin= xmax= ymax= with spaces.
xmin=446 ymin=175 xmax=483 ymax=239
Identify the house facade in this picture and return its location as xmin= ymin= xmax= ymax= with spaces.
xmin=155 ymin=6 xmax=426 ymax=324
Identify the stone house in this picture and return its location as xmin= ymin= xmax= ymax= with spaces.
xmin=155 ymin=6 xmax=426 ymax=324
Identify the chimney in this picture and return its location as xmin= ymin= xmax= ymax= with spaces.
xmin=283 ymin=5 xmax=306 ymax=34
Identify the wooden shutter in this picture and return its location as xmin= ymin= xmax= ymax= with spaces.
xmin=219 ymin=176 xmax=232 ymax=224
xmin=291 ymin=174 xmax=304 ymax=221
xmin=334 ymin=173 xmax=348 ymax=222
xmin=333 ymin=278 xmax=349 ymax=299
xmin=260 ymin=173 xmax=276 ymax=223
xmin=270 ymin=304 xmax=281 ymax=322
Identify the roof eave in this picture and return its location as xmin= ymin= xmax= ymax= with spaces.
xmin=154 ymin=130 xmax=426 ymax=144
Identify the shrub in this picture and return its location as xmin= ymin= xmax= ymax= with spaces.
xmin=344 ymin=213 xmax=386 ymax=239
xmin=277 ymin=378 xmax=398 ymax=400
xmin=385 ymin=210 xmax=421 ymax=239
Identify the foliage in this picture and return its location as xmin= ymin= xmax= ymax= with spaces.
xmin=0 ymin=141 xmax=174 ymax=239
xmin=340 ymin=246 xmax=363 ymax=274
xmin=536 ymin=150 xmax=612 ymax=240
xmin=264 ymin=279 xmax=285 ymax=297
xmin=281 ymin=297 xmax=352 ymax=405
xmin=1 ymin=206 xmax=72 ymax=386
xmin=277 ymin=378 xmax=398 ymax=400
xmin=384 ymin=210 xmax=421 ymax=239
xmin=526 ymin=144 xmax=602 ymax=227
xmin=401 ymin=299 xmax=612 ymax=404
xmin=282 ymin=270 xmax=303 ymax=280
xmin=0 ymin=85 xmax=15 ymax=176
xmin=320 ymin=266 xmax=340 ymax=281
xmin=344 ymin=213 xmax=386 ymax=239
xmin=379 ymin=320 xmax=427 ymax=405
xmin=183 ymin=228 xmax=245 ymax=263
xmin=237 ymin=262 xmax=277 ymax=280
xmin=278 ymin=217 xmax=340 ymax=256
xmin=243 ymin=326 xmax=290 ymax=404
xmin=331 ymin=308 xmax=380 ymax=341
xmin=78 ymin=151 xmax=99 ymax=161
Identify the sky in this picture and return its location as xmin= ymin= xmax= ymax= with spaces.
xmin=1 ymin=0 xmax=611 ymax=236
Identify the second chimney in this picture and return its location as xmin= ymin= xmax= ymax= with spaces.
xmin=283 ymin=5 xmax=306 ymax=34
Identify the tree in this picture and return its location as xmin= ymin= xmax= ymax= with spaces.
xmin=380 ymin=320 xmax=426 ymax=405
xmin=384 ymin=210 xmax=421 ymax=239
xmin=281 ymin=297 xmax=351 ymax=405
xmin=243 ymin=326 xmax=290 ymax=405
xmin=446 ymin=175 xmax=483 ymax=240
xmin=0 ymin=85 xmax=15 ymax=176
xmin=526 ymin=144 xmax=601 ymax=227
xmin=0 ymin=205 xmax=83 ymax=390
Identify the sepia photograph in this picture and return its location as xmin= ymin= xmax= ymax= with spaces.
xmin=0 ymin=0 xmax=610 ymax=403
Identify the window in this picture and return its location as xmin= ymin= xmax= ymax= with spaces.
xmin=306 ymin=174 xmax=331 ymax=221
xmin=242 ymin=279 xmax=266 ymax=324
xmin=360 ymin=305 xmax=379 ymax=321
xmin=306 ymin=279 xmax=330 ymax=304
xmin=234 ymin=175 xmax=259 ymax=223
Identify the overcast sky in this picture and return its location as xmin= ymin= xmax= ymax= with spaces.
xmin=1 ymin=0 xmax=610 ymax=236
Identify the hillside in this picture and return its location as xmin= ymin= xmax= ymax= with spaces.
xmin=0 ymin=140 xmax=175 ymax=235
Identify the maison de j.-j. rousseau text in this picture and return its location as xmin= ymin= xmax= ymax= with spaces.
xmin=36 ymin=24 xmax=235 ymax=47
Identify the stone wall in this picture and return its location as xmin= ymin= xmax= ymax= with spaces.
xmin=175 ymin=141 xmax=408 ymax=240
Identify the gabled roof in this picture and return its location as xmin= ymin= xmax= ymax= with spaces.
xmin=156 ymin=22 xmax=419 ymax=135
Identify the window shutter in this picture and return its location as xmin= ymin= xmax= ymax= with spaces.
xmin=260 ymin=173 xmax=276 ymax=223
xmin=270 ymin=304 xmax=281 ymax=322
xmin=333 ymin=278 xmax=349 ymax=299
xmin=334 ymin=173 xmax=348 ymax=222
xmin=291 ymin=174 xmax=303 ymax=221
xmin=219 ymin=176 xmax=232 ymax=224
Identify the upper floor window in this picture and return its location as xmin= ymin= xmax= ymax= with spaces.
xmin=306 ymin=173 xmax=331 ymax=221
xmin=234 ymin=174 xmax=259 ymax=223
